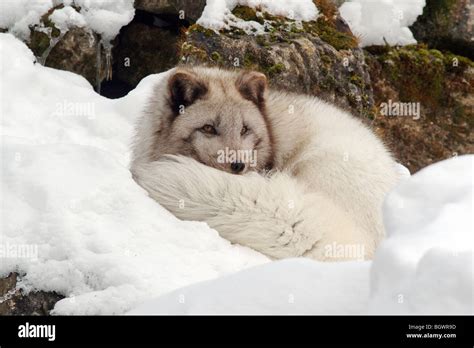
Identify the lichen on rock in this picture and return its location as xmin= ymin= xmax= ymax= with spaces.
xmin=180 ymin=3 xmax=374 ymax=119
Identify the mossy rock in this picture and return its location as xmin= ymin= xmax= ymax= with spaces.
xmin=181 ymin=10 xmax=374 ymax=120
xmin=410 ymin=0 xmax=473 ymax=59
xmin=366 ymin=44 xmax=474 ymax=173
xmin=366 ymin=44 xmax=473 ymax=110
xmin=232 ymin=5 xmax=264 ymax=24
xmin=27 ymin=5 xmax=64 ymax=57
xmin=227 ymin=4 xmax=357 ymax=50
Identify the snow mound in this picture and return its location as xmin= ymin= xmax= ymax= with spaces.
xmin=0 ymin=33 xmax=268 ymax=315
xmin=369 ymin=155 xmax=473 ymax=314
xmin=339 ymin=0 xmax=426 ymax=47
xmin=128 ymin=157 xmax=472 ymax=315
xmin=128 ymin=258 xmax=370 ymax=315
xmin=0 ymin=0 xmax=134 ymax=42
xmin=197 ymin=0 xmax=318 ymax=34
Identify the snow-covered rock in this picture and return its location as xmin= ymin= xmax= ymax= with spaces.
xmin=0 ymin=0 xmax=134 ymax=43
xmin=0 ymin=0 xmax=53 ymax=40
xmin=339 ymin=0 xmax=426 ymax=46
xmin=197 ymin=0 xmax=318 ymax=34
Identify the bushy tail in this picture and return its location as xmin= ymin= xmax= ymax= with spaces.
xmin=131 ymin=155 xmax=369 ymax=260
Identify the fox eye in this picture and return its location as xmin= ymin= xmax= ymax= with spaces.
xmin=241 ymin=125 xmax=249 ymax=136
xmin=201 ymin=124 xmax=217 ymax=135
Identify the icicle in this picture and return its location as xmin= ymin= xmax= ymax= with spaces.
xmin=95 ymin=40 xmax=102 ymax=94
xmin=95 ymin=40 xmax=113 ymax=94
xmin=105 ymin=46 xmax=113 ymax=81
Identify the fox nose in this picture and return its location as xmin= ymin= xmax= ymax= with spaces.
xmin=230 ymin=162 xmax=245 ymax=173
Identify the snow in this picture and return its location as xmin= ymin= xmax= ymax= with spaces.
xmin=1 ymin=33 xmax=472 ymax=315
xmin=128 ymin=258 xmax=371 ymax=315
xmin=0 ymin=0 xmax=134 ymax=43
xmin=49 ymin=6 xmax=87 ymax=33
xmin=0 ymin=33 xmax=268 ymax=315
xmin=339 ymin=0 xmax=426 ymax=47
xmin=129 ymin=156 xmax=472 ymax=315
xmin=0 ymin=0 xmax=53 ymax=40
xmin=73 ymin=0 xmax=135 ymax=43
xmin=196 ymin=0 xmax=426 ymax=45
xmin=196 ymin=0 xmax=318 ymax=34
xmin=369 ymin=155 xmax=473 ymax=314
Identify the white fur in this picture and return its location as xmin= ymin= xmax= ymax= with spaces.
xmin=131 ymin=69 xmax=399 ymax=261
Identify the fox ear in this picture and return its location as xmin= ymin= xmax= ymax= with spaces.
xmin=236 ymin=71 xmax=267 ymax=108
xmin=168 ymin=70 xmax=208 ymax=114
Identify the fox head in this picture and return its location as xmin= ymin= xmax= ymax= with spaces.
xmin=149 ymin=67 xmax=274 ymax=174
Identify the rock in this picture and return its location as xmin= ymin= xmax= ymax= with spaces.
xmin=0 ymin=273 xmax=63 ymax=315
xmin=134 ymin=0 xmax=206 ymax=23
xmin=410 ymin=0 xmax=474 ymax=59
xmin=365 ymin=45 xmax=474 ymax=173
xmin=26 ymin=5 xmax=107 ymax=88
xmin=45 ymin=27 xmax=107 ymax=88
xmin=112 ymin=22 xmax=181 ymax=87
xmin=180 ymin=3 xmax=375 ymax=119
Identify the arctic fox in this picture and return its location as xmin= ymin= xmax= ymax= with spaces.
xmin=131 ymin=66 xmax=399 ymax=261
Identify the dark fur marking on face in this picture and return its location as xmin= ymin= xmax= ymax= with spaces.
xmin=213 ymin=115 xmax=221 ymax=129
xmin=168 ymin=70 xmax=208 ymax=116
xmin=235 ymin=71 xmax=275 ymax=171
xmin=258 ymin=107 xmax=275 ymax=171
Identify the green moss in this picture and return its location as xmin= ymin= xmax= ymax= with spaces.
xmin=443 ymin=52 xmax=474 ymax=71
xmin=255 ymin=35 xmax=270 ymax=47
xmin=320 ymin=74 xmax=336 ymax=90
xmin=232 ymin=6 xmax=264 ymax=24
xmin=430 ymin=49 xmax=444 ymax=60
xmin=288 ymin=23 xmax=304 ymax=34
xmin=264 ymin=63 xmax=285 ymax=77
xmin=180 ymin=42 xmax=208 ymax=61
xmin=39 ymin=5 xmax=63 ymax=38
xmin=350 ymin=74 xmax=364 ymax=88
xmin=188 ymin=24 xmax=215 ymax=37
xmin=421 ymin=0 xmax=457 ymax=27
xmin=29 ymin=30 xmax=51 ymax=57
xmin=320 ymin=54 xmax=332 ymax=66
xmin=303 ymin=18 xmax=358 ymax=50
xmin=210 ymin=51 xmax=223 ymax=64
xmin=243 ymin=52 xmax=257 ymax=68
xmin=370 ymin=44 xmax=474 ymax=113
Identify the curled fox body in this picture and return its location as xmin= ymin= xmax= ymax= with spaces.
xmin=131 ymin=66 xmax=398 ymax=261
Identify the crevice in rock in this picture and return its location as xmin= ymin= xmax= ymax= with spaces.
xmin=100 ymin=9 xmax=187 ymax=99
